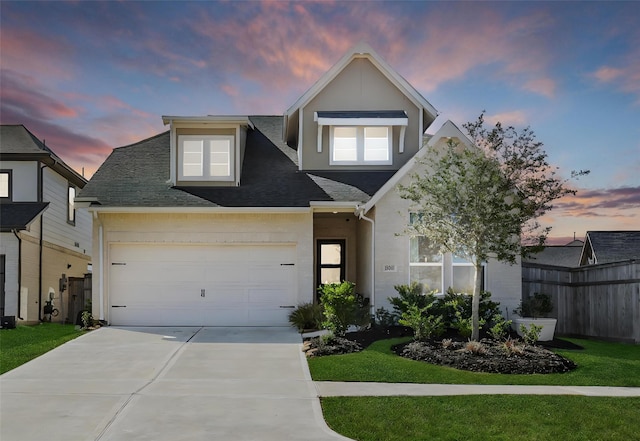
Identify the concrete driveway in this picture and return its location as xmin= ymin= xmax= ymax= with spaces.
xmin=0 ymin=327 xmax=351 ymax=441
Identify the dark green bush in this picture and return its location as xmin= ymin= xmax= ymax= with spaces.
xmin=288 ymin=303 xmax=324 ymax=332
xmin=514 ymin=292 xmax=553 ymax=318
xmin=318 ymin=281 xmax=369 ymax=336
xmin=388 ymin=282 xmax=437 ymax=317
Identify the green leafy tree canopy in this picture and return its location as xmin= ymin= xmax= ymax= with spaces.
xmin=399 ymin=113 xmax=588 ymax=340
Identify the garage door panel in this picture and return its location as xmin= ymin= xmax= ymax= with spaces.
xmin=109 ymin=244 xmax=297 ymax=326
xmin=248 ymin=288 xmax=292 ymax=305
xmin=204 ymin=266 xmax=248 ymax=284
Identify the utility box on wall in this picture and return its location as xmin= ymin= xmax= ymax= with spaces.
xmin=1 ymin=316 xmax=16 ymax=329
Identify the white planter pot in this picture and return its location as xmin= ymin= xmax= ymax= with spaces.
xmin=513 ymin=318 xmax=557 ymax=342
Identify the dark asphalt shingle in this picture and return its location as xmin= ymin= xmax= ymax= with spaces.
xmin=0 ymin=202 xmax=49 ymax=232
xmin=586 ymin=231 xmax=640 ymax=263
xmin=79 ymin=116 xmax=398 ymax=208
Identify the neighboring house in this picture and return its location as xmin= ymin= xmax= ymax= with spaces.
xmin=523 ymin=239 xmax=584 ymax=268
xmin=0 ymin=125 xmax=92 ymax=324
xmin=579 ymin=231 xmax=640 ymax=266
xmin=77 ymin=43 xmax=521 ymax=327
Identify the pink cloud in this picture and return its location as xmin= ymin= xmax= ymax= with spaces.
xmin=523 ymin=78 xmax=556 ymax=98
xmin=485 ymin=110 xmax=529 ymax=126
xmin=0 ymin=28 xmax=74 ymax=81
xmin=593 ymin=66 xmax=624 ymax=82
xmin=540 ymin=186 xmax=640 ymax=242
xmin=590 ymin=27 xmax=640 ymax=105
xmin=1 ymin=70 xmax=81 ymax=119
xmin=397 ymin=7 xmax=558 ymax=98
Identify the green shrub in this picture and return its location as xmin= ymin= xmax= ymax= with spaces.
xmin=398 ymin=304 xmax=444 ymax=341
xmin=487 ymin=313 xmax=512 ymax=341
xmin=288 ymin=303 xmax=324 ymax=332
xmin=318 ymin=281 xmax=369 ymax=336
xmin=514 ymin=292 xmax=553 ymax=318
xmin=437 ymin=288 xmax=500 ymax=329
xmin=519 ymin=323 xmax=543 ymax=346
xmin=374 ymin=307 xmax=398 ymax=328
xmin=388 ymin=282 xmax=437 ymax=317
xmin=81 ymin=310 xmax=93 ymax=329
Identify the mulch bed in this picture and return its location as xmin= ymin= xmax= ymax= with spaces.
xmin=305 ymin=326 xmax=581 ymax=375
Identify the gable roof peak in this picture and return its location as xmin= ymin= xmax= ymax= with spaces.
xmin=284 ymin=43 xmax=438 ymax=146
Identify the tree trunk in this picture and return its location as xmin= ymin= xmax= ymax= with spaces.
xmin=471 ymin=261 xmax=483 ymax=341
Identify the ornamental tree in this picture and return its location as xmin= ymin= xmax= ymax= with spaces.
xmin=398 ymin=113 xmax=588 ymax=341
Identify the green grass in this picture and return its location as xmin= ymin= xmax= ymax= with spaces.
xmin=322 ymin=395 xmax=640 ymax=441
xmin=0 ymin=323 xmax=84 ymax=374
xmin=308 ymin=337 xmax=640 ymax=387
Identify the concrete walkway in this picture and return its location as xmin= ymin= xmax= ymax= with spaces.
xmin=315 ymin=382 xmax=640 ymax=397
xmin=3 ymin=327 xmax=638 ymax=441
xmin=0 ymin=327 xmax=350 ymax=441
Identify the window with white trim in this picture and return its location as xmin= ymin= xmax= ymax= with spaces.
xmin=409 ymin=236 xmax=443 ymax=293
xmin=452 ymin=253 xmax=479 ymax=294
xmin=178 ymin=135 xmax=234 ymax=181
xmin=0 ymin=170 xmax=11 ymax=200
xmin=330 ymin=126 xmax=392 ymax=165
xmin=67 ymin=185 xmax=76 ymax=225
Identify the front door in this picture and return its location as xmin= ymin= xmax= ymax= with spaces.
xmin=316 ymin=240 xmax=345 ymax=300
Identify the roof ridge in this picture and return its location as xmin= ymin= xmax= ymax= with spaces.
xmin=114 ymin=130 xmax=169 ymax=150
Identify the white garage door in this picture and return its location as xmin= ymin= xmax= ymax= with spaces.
xmin=108 ymin=244 xmax=297 ymax=326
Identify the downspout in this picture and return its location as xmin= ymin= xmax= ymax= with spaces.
xmin=98 ymin=215 xmax=104 ymax=321
xmin=38 ymin=162 xmax=46 ymax=321
xmin=356 ymin=205 xmax=375 ymax=316
xmin=11 ymin=229 xmax=24 ymax=320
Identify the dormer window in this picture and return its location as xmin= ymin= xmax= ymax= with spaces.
xmin=315 ymin=111 xmax=408 ymax=166
xmin=178 ymin=135 xmax=234 ymax=182
xmin=331 ymin=126 xmax=391 ymax=165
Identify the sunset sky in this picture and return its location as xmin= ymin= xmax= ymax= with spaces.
xmin=1 ymin=1 xmax=638 ymax=243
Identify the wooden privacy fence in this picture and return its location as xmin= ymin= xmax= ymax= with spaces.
xmin=522 ymin=260 xmax=640 ymax=344
xmin=67 ymin=273 xmax=92 ymax=325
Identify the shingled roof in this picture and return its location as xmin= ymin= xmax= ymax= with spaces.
xmin=580 ymin=231 xmax=640 ymax=265
xmin=79 ymin=116 xmax=393 ymax=208
xmin=0 ymin=202 xmax=49 ymax=232
xmin=0 ymin=125 xmax=87 ymax=187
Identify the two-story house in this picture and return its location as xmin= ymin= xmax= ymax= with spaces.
xmin=77 ymin=43 xmax=521 ymax=327
xmin=0 ymin=125 xmax=92 ymax=325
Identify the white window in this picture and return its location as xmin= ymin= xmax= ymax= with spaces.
xmin=0 ymin=171 xmax=10 ymax=199
xmin=68 ymin=185 xmax=76 ymax=225
xmin=452 ymin=254 xmax=477 ymax=294
xmin=178 ymin=135 xmax=234 ymax=181
xmin=409 ymin=236 xmax=443 ymax=293
xmin=364 ymin=127 xmax=390 ymax=161
xmin=330 ymin=126 xmax=392 ymax=165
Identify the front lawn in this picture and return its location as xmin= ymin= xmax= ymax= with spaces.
xmin=0 ymin=323 xmax=85 ymax=374
xmin=308 ymin=337 xmax=640 ymax=387
xmin=322 ymin=395 xmax=640 ymax=441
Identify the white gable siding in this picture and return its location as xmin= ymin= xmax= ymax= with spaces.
xmin=300 ymin=58 xmax=422 ymax=171
xmin=371 ymin=166 xmax=522 ymax=317
xmin=41 ymin=168 xmax=92 ymax=256
xmin=0 ymin=161 xmax=38 ymax=201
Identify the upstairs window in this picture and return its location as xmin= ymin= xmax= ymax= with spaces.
xmin=178 ymin=135 xmax=234 ymax=181
xmin=0 ymin=170 xmax=11 ymax=200
xmin=330 ymin=126 xmax=391 ymax=165
xmin=68 ymin=185 xmax=76 ymax=225
xmin=315 ymin=111 xmax=407 ymax=166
